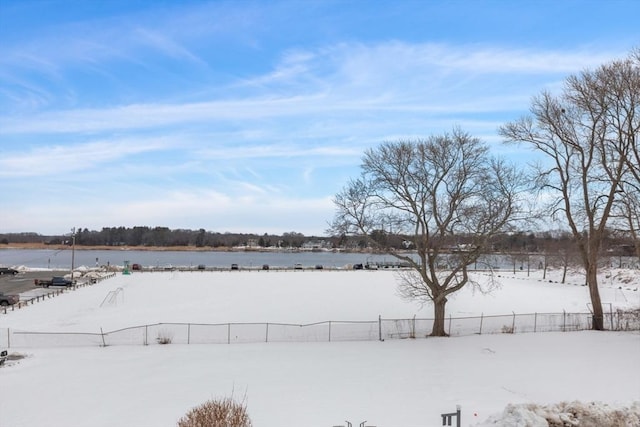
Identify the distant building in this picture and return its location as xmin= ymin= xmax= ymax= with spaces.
xmin=302 ymin=240 xmax=332 ymax=250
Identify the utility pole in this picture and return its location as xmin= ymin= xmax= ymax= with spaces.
xmin=71 ymin=227 xmax=76 ymax=282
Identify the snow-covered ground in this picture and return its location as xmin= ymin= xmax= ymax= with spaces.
xmin=0 ymin=268 xmax=639 ymax=426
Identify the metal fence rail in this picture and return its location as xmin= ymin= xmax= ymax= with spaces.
xmin=2 ymin=309 xmax=638 ymax=349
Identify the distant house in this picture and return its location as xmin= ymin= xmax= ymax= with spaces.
xmin=302 ymin=240 xmax=332 ymax=251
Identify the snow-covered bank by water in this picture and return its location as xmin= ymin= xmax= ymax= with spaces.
xmin=1 ymin=269 xmax=638 ymax=426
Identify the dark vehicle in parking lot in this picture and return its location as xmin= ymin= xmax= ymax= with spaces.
xmin=231 ymin=263 xmax=239 ymax=270
xmin=0 ymin=267 xmax=19 ymax=276
xmin=262 ymin=264 xmax=269 ymax=270
xmin=34 ymin=276 xmax=74 ymax=288
xmin=0 ymin=350 xmax=7 ymax=365
xmin=353 ymin=263 xmax=364 ymax=270
xmin=0 ymin=292 xmax=20 ymax=306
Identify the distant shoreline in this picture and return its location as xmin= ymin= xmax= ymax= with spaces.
xmin=0 ymin=243 xmax=299 ymax=252
xmin=1 ymin=242 xmax=374 ymax=254
xmin=1 ymin=243 xmax=229 ymax=252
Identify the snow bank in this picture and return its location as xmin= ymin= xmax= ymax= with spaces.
xmin=479 ymin=401 xmax=640 ymax=426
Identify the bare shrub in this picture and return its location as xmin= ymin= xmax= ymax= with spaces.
xmin=501 ymin=325 xmax=515 ymax=334
xmin=177 ymin=397 xmax=252 ymax=427
xmin=156 ymin=330 xmax=173 ymax=345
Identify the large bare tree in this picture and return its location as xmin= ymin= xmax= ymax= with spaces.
xmin=500 ymin=50 xmax=639 ymax=330
xmin=331 ymin=129 xmax=524 ymax=336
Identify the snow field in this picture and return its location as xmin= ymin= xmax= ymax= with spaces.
xmin=0 ymin=268 xmax=639 ymax=426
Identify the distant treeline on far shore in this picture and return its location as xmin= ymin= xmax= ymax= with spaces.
xmin=0 ymin=226 xmax=637 ymax=257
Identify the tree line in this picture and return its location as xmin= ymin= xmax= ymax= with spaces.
xmin=0 ymin=228 xmax=310 ymax=249
xmin=1 ymin=228 xmax=635 ymax=257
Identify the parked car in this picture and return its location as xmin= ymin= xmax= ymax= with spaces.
xmin=0 ymin=292 xmax=19 ymax=306
xmin=131 ymin=263 xmax=142 ymax=271
xmin=294 ymin=263 xmax=303 ymax=270
xmin=315 ymin=264 xmax=324 ymax=270
xmin=353 ymin=263 xmax=364 ymax=270
xmin=0 ymin=267 xmax=19 ymax=276
xmin=197 ymin=264 xmax=206 ymax=270
xmin=262 ymin=264 xmax=270 ymax=270
xmin=34 ymin=276 xmax=74 ymax=288
xmin=231 ymin=263 xmax=239 ymax=270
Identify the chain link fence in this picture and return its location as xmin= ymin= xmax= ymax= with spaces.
xmin=2 ymin=309 xmax=638 ymax=349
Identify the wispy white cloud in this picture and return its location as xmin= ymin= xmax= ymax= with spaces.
xmin=388 ymin=43 xmax=624 ymax=73
xmin=0 ymin=139 xmax=171 ymax=177
xmin=2 ymin=43 xmax=624 ymax=136
xmin=133 ymin=28 xmax=208 ymax=66
xmin=195 ymin=143 xmax=359 ymax=161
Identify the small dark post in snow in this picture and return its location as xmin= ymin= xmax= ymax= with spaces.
xmin=441 ymin=405 xmax=461 ymax=427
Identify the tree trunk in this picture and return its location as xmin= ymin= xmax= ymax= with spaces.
xmin=431 ymin=296 xmax=448 ymax=336
xmin=586 ymin=260 xmax=605 ymax=330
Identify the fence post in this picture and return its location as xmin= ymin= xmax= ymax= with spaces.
xmin=511 ymin=311 xmax=516 ymax=333
xmin=265 ymin=323 xmax=269 ymax=343
xmin=563 ymin=310 xmax=566 ymax=332
xmin=187 ymin=323 xmax=191 ymax=345
xmin=100 ymin=327 xmax=106 ymax=347
xmin=534 ymin=312 xmax=537 ymax=333
xmin=479 ymin=313 xmax=483 ymax=335
xmin=412 ymin=315 xmax=416 ymax=339
xmin=448 ymin=315 xmax=452 ymax=336
xmin=227 ymin=323 xmax=231 ymax=344
xmin=609 ymin=303 xmax=614 ymax=330
xmin=328 ymin=321 xmax=332 ymax=342
xmin=378 ymin=315 xmax=382 ymax=341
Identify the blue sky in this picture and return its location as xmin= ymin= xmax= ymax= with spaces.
xmin=1 ymin=0 xmax=638 ymax=236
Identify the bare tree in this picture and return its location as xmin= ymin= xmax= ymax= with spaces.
xmin=500 ymin=50 xmax=639 ymax=330
xmin=331 ymin=129 xmax=525 ymax=336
